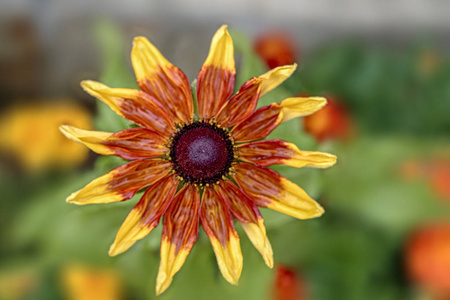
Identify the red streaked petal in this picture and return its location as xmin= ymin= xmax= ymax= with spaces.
xmin=215 ymin=77 xmax=262 ymax=127
xmin=132 ymin=37 xmax=193 ymax=124
xmin=231 ymin=104 xmax=282 ymax=143
xmin=237 ymin=139 xmax=337 ymax=168
xmin=66 ymin=159 xmax=172 ymax=205
xmin=197 ymin=25 xmax=235 ymax=119
xmin=108 ymin=175 xmax=178 ymax=256
xmin=200 ymin=187 xmax=243 ymax=285
xmin=60 ymin=125 xmax=168 ymax=160
xmin=233 ymin=163 xmax=324 ymax=219
xmin=231 ymin=97 xmax=328 ymax=143
xmin=216 ymin=181 xmax=273 ymax=267
xmin=215 ymin=180 xmax=258 ymax=223
xmin=81 ymin=81 xmax=174 ymax=135
xmin=156 ymin=185 xmax=199 ymax=295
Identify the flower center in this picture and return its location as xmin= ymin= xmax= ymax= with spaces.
xmin=169 ymin=121 xmax=234 ymax=185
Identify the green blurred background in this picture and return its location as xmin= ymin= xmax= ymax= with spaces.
xmin=1 ymin=2 xmax=450 ymax=300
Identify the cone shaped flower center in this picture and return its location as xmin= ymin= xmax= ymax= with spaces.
xmin=170 ymin=121 xmax=234 ymax=185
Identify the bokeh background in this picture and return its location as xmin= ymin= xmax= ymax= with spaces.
xmin=1 ymin=1 xmax=450 ymax=299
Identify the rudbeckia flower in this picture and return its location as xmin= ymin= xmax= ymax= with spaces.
xmin=60 ymin=25 xmax=336 ymax=295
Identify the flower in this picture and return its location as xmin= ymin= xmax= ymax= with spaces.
xmin=60 ymin=25 xmax=336 ymax=295
xmin=61 ymin=264 xmax=122 ymax=300
xmin=400 ymin=157 xmax=450 ymax=203
xmin=0 ymin=101 xmax=92 ymax=173
xmin=272 ymin=265 xmax=306 ymax=300
xmin=303 ymin=96 xmax=353 ymax=142
xmin=405 ymin=223 xmax=450 ymax=299
xmin=254 ymin=30 xmax=297 ymax=69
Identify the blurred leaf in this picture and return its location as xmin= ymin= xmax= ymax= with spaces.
xmin=92 ymin=19 xmax=136 ymax=132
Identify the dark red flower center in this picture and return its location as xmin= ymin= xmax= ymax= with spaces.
xmin=169 ymin=121 xmax=234 ymax=185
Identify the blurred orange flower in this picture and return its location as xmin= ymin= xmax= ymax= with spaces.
xmin=0 ymin=101 xmax=92 ymax=173
xmin=254 ymin=31 xmax=296 ymax=69
xmin=61 ymin=264 xmax=123 ymax=300
xmin=303 ymin=96 xmax=353 ymax=142
xmin=273 ymin=265 xmax=306 ymax=300
xmin=400 ymin=158 xmax=450 ymax=203
xmin=405 ymin=223 xmax=450 ymax=299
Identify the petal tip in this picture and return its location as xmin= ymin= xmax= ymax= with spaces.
xmin=155 ymin=272 xmax=172 ymax=296
xmin=108 ymin=244 xmax=123 ymax=257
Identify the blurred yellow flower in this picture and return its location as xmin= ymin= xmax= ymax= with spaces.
xmin=61 ymin=264 xmax=122 ymax=300
xmin=0 ymin=101 xmax=92 ymax=173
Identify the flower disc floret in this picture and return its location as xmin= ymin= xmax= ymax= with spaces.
xmin=169 ymin=120 xmax=235 ymax=185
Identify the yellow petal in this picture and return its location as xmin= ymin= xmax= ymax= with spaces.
xmin=155 ymin=185 xmax=199 ymax=295
xmin=59 ymin=125 xmax=114 ymax=156
xmin=67 ymin=159 xmax=171 ymax=205
xmin=209 ymin=234 xmax=243 ymax=285
xmin=156 ymin=239 xmax=193 ymax=295
xmin=259 ymin=64 xmax=297 ymax=97
xmin=81 ymin=80 xmax=173 ymax=134
xmin=240 ymin=219 xmax=273 ymax=268
xmin=280 ymin=97 xmax=327 ymax=122
xmin=282 ymin=142 xmax=337 ymax=168
xmin=234 ymin=163 xmax=325 ymax=220
xmin=131 ymin=37 xmax=193 ymax=123
xmin=66 ymin=172 xmax=122 ymax=205
xmin=203 ymin=25 xmax=234 ymax=70
xmin=109 ymin=176 xmax=178 ymax=256
xmin=268 ymin=176 xmax=325 ymax=219
xmin=200 ymin=187 xmax=243 ymax=285
xmin=80 ymin=80 xmax=124 ymax=117
xmin=131 ymin=36 xmax=171 ymax=84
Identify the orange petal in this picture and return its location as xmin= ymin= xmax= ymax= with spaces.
xmin=156 ymin=185 xmax=200 ymax=295
xmin=66 ymin=159 xmax=171 ymax=205
xmin=233 ymin=163 xmax=324 ymax=219
xmin=238 ymin=139 xmax=337 ymax=168
xmin=197 ymin=25 xmax=235 ymax=119
xmin=60 ymin=125 xmax=167 ymax=160
xmin=81 ymin=81 xmax=174 ymax=135
xmin=132 ymin=37 xmax=193 ymax=124
xmin=216 ymin=181 xmax=273 ymax=267
xmin=231 ymin=104 xmax=282 ymax=143
xmin=200 ymin=187 xmax=243 ymax=285
xmin=216 ymin=77 xmax=262 ymax=127
xmin=109 ymin=175 xmax=178 ymax=256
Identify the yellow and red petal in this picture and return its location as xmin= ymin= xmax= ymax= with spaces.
xmin=231 ymin=104 xmax=282 ymax=143
xmin=215 ymin=77 xmax=262 ymax=127
xmin=200 ymin=187 xmax=243 ymax=285
xmin=238 ymin=139 xmax=337 ymax=168
xmin=81 ymin=80 xmax=174 ymax=135
xmin=215 ymin=64 xmax=297 ymax=127
xmin=131 ymin=37 xmax=193 ymax=124
xmin=156 ymin=185 xmax=200 ymax=295
xmin=233 ymin=163 xmax=324 ymax=219
xmin=197 ymin=25 xmax=235 ymax=119
xmin=60 ymin=125 xmax=167 ymax=160
xmin=216 ymin=181 xmax=273 ymax=268
xmin=109 ymin=175 xmax=178 ymax=256
xmin=259 ymin=64 xmax=297 ymax=97
xmin=66 ymin=159 xmax=171 ymax=205
xmin=231 ymin=97 xmax=327 ymax=143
